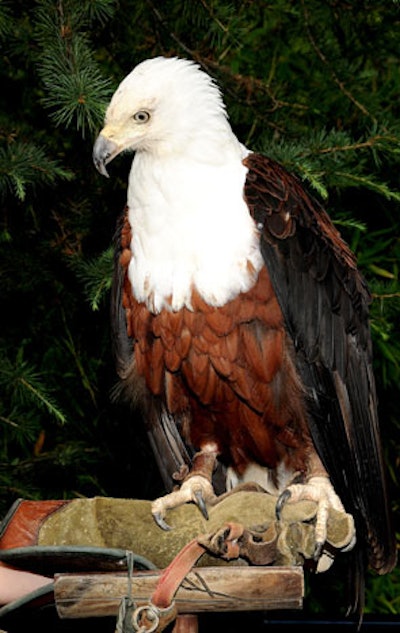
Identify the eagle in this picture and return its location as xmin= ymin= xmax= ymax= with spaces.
xmin=93 ymin=56 xmax=396 ymax=611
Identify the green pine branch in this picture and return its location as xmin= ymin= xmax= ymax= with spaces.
xmin=0 ymin=140 xmax=73 ymax=201
xmin=71 ymin=247 xmax=114 ymax=311
xmin=34 ymin=0 xmax=114 ymax=137
xmin=0 ymin=349 xmax=67 ymax=426
xmin=262 ymin=127 xmax=400 ymax=202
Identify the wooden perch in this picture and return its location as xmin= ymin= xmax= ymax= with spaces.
xmin=0 ymin=492 xmax=354 ymax=626
xmin=54 ymin=566 xmax=304 ymax=619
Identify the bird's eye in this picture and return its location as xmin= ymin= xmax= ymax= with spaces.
xmin=133 ymin=110 xmax=150 ymax=123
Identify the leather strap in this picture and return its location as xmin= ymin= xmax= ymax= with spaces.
xmin=132 ymin=520 xmax=278 ymax=631
xmin=198 ymin=521 xmax=278 ymax=565
xmin=131 ymin=538 xmax=205 ymax=631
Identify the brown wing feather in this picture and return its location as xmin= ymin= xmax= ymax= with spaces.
xmin=243 ymin=152 xmax=396 ymax=576
xmin=111 ymin=209 xmax=193 ymax=491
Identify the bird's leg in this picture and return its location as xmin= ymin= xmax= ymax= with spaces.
xmin=152 ymin=443 xmax=219 ymax=530
xmin=276 ymin=451 xmax=356 ymax=564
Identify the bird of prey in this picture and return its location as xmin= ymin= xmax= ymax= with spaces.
xmin=93 ymin=56 xmax=396 ymax=612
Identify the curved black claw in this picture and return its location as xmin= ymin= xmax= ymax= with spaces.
xmin=275 ymin=489 xmax=292 ymax=521
xmin=194 ymin=489 xmax=209 ymax=520
xmin=153 ymin=512 xmax=172 ymax=531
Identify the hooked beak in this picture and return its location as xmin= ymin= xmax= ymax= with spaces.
xmin=92 ymin=134 xmax=119 ymax=178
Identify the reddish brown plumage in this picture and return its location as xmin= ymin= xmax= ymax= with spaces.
xmin=118 ymin=209 xmax=312 ymax=478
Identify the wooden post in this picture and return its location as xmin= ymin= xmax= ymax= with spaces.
xmin=173 ymin=614 xmax=199 ymax=633
xmin=54 ymin=566 xmax=304 ymax=619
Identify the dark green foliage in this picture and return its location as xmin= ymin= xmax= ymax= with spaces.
xmin=0 ymin=0 xmax=399 ymax=616
xmin=34 ymin=0 xmax=114 ymax=136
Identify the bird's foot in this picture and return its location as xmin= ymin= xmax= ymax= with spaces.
xmin=276 ymin=475 xmax=356 ymax=568
xmin=151 ymin=447 xmax=218 ymax=530
xmin=152 ymin=474 xmax=216 ymax=530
